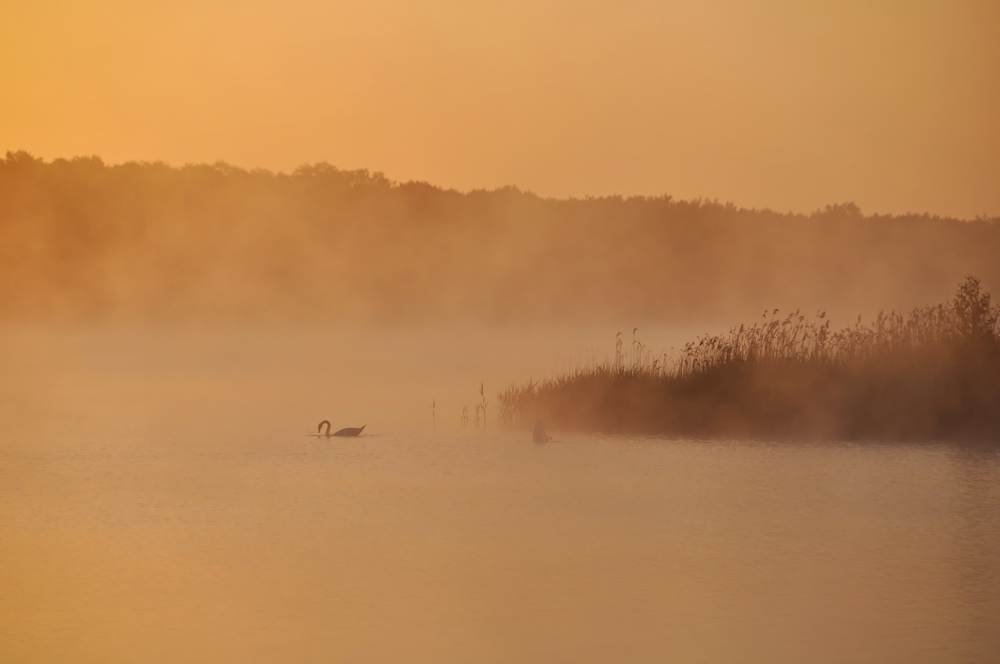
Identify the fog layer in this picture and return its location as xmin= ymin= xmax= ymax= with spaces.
xmin=3 ymin=152 xmax=998 ymax=325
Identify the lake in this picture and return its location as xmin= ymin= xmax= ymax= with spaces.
xmin=2 ymin=326 xmax=998 ymax=663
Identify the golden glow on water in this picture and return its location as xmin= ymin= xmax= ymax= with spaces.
xmin=2 ymin=327 xmax=999 ymax=662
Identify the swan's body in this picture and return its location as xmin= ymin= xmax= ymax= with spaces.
xmin=533 ymin=419 xmax=552 ymax=443
xmin=318 ymin=420 xmax=366 ymax=437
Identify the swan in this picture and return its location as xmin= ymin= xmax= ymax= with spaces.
xmin=533 ymin=419 xmax=552 ymax=443
xmin=318 ymin=420 xmax=366 ymax=437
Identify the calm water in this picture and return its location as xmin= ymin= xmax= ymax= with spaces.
xmin=2 ymin=327 xmax=999 ymax=663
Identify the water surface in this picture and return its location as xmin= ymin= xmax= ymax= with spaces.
xmin=2 ymin=327 xmax=998 ymax=663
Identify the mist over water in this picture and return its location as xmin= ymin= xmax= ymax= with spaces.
xmin=5 ymin=0 xmax=1000 ymax=658
xmin=1 ymin=323 xmax=705 ymax=439
xmin=3 ymin=326 xmax=999 ymax=662
xmin=3 ymin=154 xmax=999 ymax=662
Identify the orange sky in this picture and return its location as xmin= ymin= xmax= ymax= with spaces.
xmin=2 ymin=0 xmax=998 ymax=218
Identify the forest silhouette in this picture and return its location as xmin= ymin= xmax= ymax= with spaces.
xmin=2 ymin=151 xmax=999 ymax=324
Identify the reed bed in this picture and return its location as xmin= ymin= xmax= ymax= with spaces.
xmin=498 ymin=277 xmax=1000 ymax=440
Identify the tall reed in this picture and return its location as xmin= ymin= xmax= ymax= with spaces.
xmin=499 ymin=277 xmax=1000 ymax=440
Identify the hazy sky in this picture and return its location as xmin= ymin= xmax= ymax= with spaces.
xmin=3 ymin=0 xmax=998 ymax=217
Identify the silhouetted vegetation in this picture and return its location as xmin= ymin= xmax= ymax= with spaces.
xmin=498 ymin=278 xmax=1000 ymax=440
xmin=2 ymin=151 xmax=999 ymax=323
